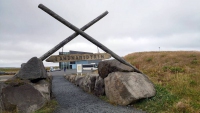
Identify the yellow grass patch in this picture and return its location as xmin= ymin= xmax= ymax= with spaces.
xmin=125 ymin=51 xmax=200 ymax=113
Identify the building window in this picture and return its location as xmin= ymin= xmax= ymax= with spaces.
xmin=70 ymin=61 xmax=75 ymax=64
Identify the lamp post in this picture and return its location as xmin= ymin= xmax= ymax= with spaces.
xmin=62 ymin=46 xmax=64 ymax=70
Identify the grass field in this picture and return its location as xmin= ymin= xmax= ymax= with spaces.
xmin=0 ymin=68 xmax=20 ymax=73
xmin=0 ymin=66 xmax=58 ymax=74
xmin=124 ymin=51 xmax=200 ymax=113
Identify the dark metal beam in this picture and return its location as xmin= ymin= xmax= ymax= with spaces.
xmin=39 ymin=9 xmax=108 ymax=61
xmin=38 ymin=4 xmax=142 ymax=73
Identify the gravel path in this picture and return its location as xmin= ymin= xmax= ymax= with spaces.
xmin=52 ymin=75 xmax=145 ymax=113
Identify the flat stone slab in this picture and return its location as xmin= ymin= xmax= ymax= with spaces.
xmin=98 ymin=59 xmax=135 ymax=79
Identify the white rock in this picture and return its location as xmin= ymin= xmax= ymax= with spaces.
xmin=104 ymin=72 xmax=156 ymax=105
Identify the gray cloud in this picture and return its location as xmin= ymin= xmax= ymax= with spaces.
xmin=0 ymin=0 xmax=200 ymax=67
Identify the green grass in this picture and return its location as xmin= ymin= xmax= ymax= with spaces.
xmin=99 ymin=96 xmax=110 ymax=103
xmin=2 ymin=100 xmax=58 ymax=113
xmin=133 ymin=84 xmax=179 ymax=113
xmin=162 ymin=66 xmax=185 ymax=73
xmin=4 ymin=78 xmax=27 ymax=86
xmin=34 ymin=99 xmax=58 ymax=113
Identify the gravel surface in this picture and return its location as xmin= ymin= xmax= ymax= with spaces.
xmin=52 ymin=75 xmax=146 ymax=113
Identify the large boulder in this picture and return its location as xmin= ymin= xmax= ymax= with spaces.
xmin=104 ymin=72 xmax=156 ymax=105
xmin=94 ymin=76 xmax=105 ymax=96
xmin=2 ymin=83 xmax=45 ymax=113
xmin=15 ymin=57 xmax=47 ymax=80
xmin=98 ymin=59 xmax=135 ymax=79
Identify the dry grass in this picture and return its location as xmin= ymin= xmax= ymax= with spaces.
xmin=125 ymin=51 xmax=200 ymax=113
xmin=0 ymin=67 xmax=52 ymax=75
xmin=0 ymin=68 xmax=20 ymax=73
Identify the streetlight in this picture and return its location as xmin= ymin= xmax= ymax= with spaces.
xmin=62 ymin=46 xmax=64 ymax=70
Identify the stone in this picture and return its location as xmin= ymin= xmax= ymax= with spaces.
xmin=98 ymin=59 xmax=135 ymax=79
xmin=21 ymin=63 xmax=26 ymax=68
xmin=81 ymin=74 xmax=98 ymax=93
xmin=2 ymin=83 xmax=45 ymax=113
xmin=94 ymin=76 xmax=105 ymax=96
xmin=74 ymin=75 xmax=84 ymax=86
xmin=104 ymin=72 xmax=156 ymax=105
xmin=68 ymin=74 xmax=76 ymax=83
xmin=65 ymin=75 xmax=70 ymax=80
xmin=0 ymin=82 xmax=7 ymax=110
xmin=15 ymin=57 xmax=47 ymax=80
xmin=32 ymin=79 xmax=51 ymax=101
xmin=0 ymin=83 xmax=6 ymax=94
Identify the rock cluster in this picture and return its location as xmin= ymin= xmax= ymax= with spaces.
xmin=0 ymin=57 xmax=52 ymax=113
xmin=66 ymin=59 xmax=156 ymax=106
xmin=66 ymin=73 xmax=104 ymax=96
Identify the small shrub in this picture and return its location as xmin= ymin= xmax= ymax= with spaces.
xmin=162 ymin=66 xmax=169 ymax=72
xmin=189 ymin=80 xmax=197 ymax=86
xmin=146 ymin=58 xmax=153 ymax=62
xmin=160 ymin=54 xmax=166 ymax=57
xmin=162 ymin=66 xmax=185 ymax=73
xmin=189 ymin=54 xmax=196 ymax=57
xmin=191 ymin=59 xmax=198 ymax=64
xmin=169 ymin=67 xmax=185 ymax=73
xmin=99 ymin=96 xmax=109 ymax=103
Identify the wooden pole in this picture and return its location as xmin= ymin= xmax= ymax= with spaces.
xmin=38 ymin=4 xmax=142 ymax=73
xmin=39 ymin=8 xmax=108 ymax=61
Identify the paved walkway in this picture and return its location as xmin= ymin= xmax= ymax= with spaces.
xmin=52 ymin=74 xmax=145 ymax=113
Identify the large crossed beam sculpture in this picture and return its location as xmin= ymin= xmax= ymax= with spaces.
xmin=39 ymin=9 xmax=108 ymax=61
xmin=38 ymin=4 xmax=142 ymax=74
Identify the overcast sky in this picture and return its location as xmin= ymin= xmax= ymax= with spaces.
xmin=1 ymin=0 xmax=200 ymax=67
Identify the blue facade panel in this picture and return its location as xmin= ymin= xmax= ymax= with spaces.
xmin=76 ymin=61 xmax=88 ymax=65
xmin=72 ymin=64 xmax=76 ymax=69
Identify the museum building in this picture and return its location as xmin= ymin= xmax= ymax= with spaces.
xmin=59 ymin=50 xmax=102 ymax=69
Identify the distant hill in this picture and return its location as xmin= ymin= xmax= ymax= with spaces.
xmin=124 ymin=51 xmax=200 ymax=113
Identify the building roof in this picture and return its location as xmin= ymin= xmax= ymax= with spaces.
xmin=69 ymin=50 xmax=93 ymax=54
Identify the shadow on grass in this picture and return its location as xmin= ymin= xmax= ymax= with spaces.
xmin=133 ymin=84 xmax=179 ymax=113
